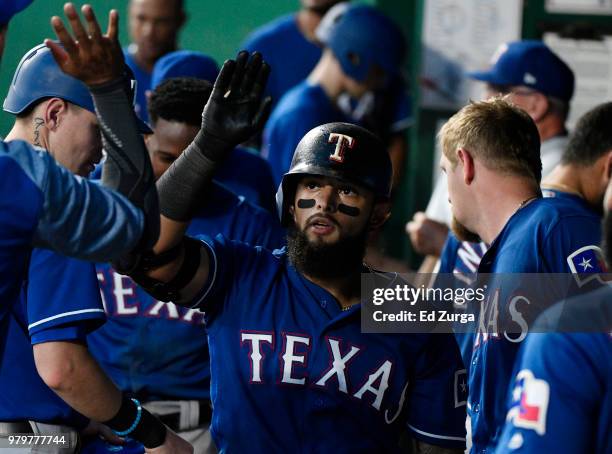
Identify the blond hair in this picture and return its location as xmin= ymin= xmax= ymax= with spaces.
xmin=439 ymin=97 xmax=542 ymax=184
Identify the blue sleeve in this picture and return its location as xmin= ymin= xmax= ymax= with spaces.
xmin=26 ymin=248 xmax=106 ymax=343
xmin=496 ymin=333 xmax=609 ymax=453
xmin=542 ymin=216 xmax=604 ymax=274
xmin=406 ymin=334 xmax=467 ymax=449
xmin=189 ymin=235 xmax=272 ymax=316
xmin=3 ymin=140 xmax=144 ymax=261
xmin=438 ymin=233 xmax=461 ymax=274
xmin=390 ymin=92 xmax=413 ymax=133
xmin=262 ymin=110 xmax=314 ymax=186
xmin=236 ymin=199 xmax=285 ymax=250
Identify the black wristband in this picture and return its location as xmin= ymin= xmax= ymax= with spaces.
xmin=104 ymin=395 xmax=137 ymax=433
xmin=131 ymin=408 xmax=167 ymax=449
xmin=104 ymin=396 xmax=167 ymax=449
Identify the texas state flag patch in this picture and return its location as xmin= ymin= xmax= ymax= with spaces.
xmin=567 ymin=245 xmax=607 ymax=287
xmin=506 ymin=369 xmax=550 ymax=435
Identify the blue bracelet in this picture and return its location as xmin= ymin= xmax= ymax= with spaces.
xmin=113 ymin=398 xmax=142 ymax=436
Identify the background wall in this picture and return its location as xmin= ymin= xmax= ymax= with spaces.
xmin=0 ymin=0 xmax=372 ymax=135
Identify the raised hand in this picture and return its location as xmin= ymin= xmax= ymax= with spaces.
xmin=201 ymin=50 xmax=272 ymax=146
xmin=45 ymin=3 xmax=124 ymax=86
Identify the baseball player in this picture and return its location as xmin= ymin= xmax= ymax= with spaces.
xmin=148 ymin=61 xmax=277 ymax=212
xmin=440 ymin=101 xmax=612 ymax=279
xmin=241 ymin=0 xmax=346 ymax=115
xmin=495 ymin=305 xmax=611 ymax=453
xmin=409 ymin=41 xmax=575 ymax=269
xmin=124 ymin=0 xmax=185 ymax=122
xmin=261 ymin=4 xmax=405 ymax=185
xmin=436 ymin=97 xmax=605 ymax=452
xmin=120 ymin=51 xmax=468 ymax=452
xmin=150 ymin=50 xmax=219 ymax=91
xmin=0 ymin=0 xmax=161 ymax=321
xmin=243 ymin=1 xmax=412 ymax=178
xmin=1 ymin=5 xmax=190 ymax=453
xmin=495 ymin=179 xmax=612 ymax=453
xmin=89 ymin=77 xmax=285 ymax=453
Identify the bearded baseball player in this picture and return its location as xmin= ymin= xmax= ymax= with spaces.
xmin=118 ymin=50 xmax=467 ymax=453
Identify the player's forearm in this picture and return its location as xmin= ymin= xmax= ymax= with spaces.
xmin=33 ymin=340 xmax=122 ymax=421
xmin=91 ymin=77 xmax=159 ymax=251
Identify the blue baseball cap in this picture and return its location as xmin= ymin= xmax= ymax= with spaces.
xmin=151 ymin=50 xmax=219 ymax=90
xmin=4 ymin=43 xmax=151 ymax=133
xmin=468 ymin=40 xmax=575 ymax=102
xmin=323 ymin=4 xmax=405 ymax=84
xmin=0 ymin=0 xmax=34 ymax=26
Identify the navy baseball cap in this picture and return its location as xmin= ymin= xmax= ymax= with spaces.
xmin=468 ymin=40 xmax=575 ymax=102
xmin=151 ymin=50 xmax=219 ymax=90
xmin=0 ymin=0 xmax=34 ymax=25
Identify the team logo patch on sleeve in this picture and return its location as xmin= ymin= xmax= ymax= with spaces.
xmin=454 ymin=369 xmax=467 ymax=408
xmin=506 ymin=369 xmax=549 ymax=435
xmin=567 ymin=245 xmax=607 ymax=287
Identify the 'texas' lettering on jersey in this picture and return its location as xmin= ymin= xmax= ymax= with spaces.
xmin=240 ymin=330 xmax=408 ymax=422
xmin=96 ymin=269 xmax=205 ymax=325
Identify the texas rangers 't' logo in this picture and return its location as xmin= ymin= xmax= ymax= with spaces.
xmin=328 ymin=133 xmax=355 ymax=163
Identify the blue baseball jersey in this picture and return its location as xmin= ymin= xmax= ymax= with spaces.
xmin=461 ymin=196 xmax=605 ymax=452
xmin=188 ymin=235 xmax=467 ymax=452
xmin=89 ymin=181 xmax=284 ymax=401
xmin=123 ymin=48 xmax=152 ymax=123
xmin=241 ymin=14 xmax=322 ymax=114
xmin=262 ymin=81 xmax=350 ymax=185
xmin=0 ymin=139 xmax=142 ymax=329
xmin=0 ymin=248 xmax=105 ymax=427
xmin=216 ymin=146 xmax=277 ymax=213
xmin=496 ymin=289 xmax=611 ymax=454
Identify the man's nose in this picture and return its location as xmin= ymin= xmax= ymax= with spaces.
xmin=316 ymin=185 xmax=338 ymax=212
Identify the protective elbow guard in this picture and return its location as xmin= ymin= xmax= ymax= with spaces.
xmin=123 ymin=236 xmax=203 ymax=303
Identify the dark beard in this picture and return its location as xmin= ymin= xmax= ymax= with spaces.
xmin=286 ymin=224 xmax=368 ymax=280
xmin=451 ymin=216 xmax=481 ymax=243
xmin=603 ymin=211 xmax=612 ymax=267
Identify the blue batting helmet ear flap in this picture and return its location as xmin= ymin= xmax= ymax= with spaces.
xmin=3 ymin=43 xmax=152 ymax=134
xmin=276 ymin=122 xmax=392 ymax=226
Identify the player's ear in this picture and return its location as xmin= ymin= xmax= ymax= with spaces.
xmin=604 ymin=150 xmax=612 ymax=185
xmin=44 ymin=98 xmax=68 ymax=131
xmin=457 ymin=147 xmax=475 ymax=184
xmin=529 ymin=93 xmax=548 ymax=122
xmin=369 ymin=199 xmax=391 ymax=231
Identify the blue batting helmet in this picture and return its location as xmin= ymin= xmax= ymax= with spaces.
xmin=3 ymin=43 xmax=151 ymax=133
xmin=323 ymin=4 xmax=405 ymax=84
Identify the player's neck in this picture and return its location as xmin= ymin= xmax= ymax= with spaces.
xmin=476 ymin=178 xmax=540 ymax=244
xmin=6 ymin=120 xmax=47 ymax=150
xmin=303 ymin=271 xmax=362 ymax=310
xmin=537 ymin=115 xmax=566 ymax=142
xmin=296 ymin=9 xmax=322 ymax=42
xmin=308 ymin=52 xmax=345 ymax=101
xmin=129 ymin=44 xmax=175 ymax=73
xmin=542 ymin=164 xmax=586 ymax=198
